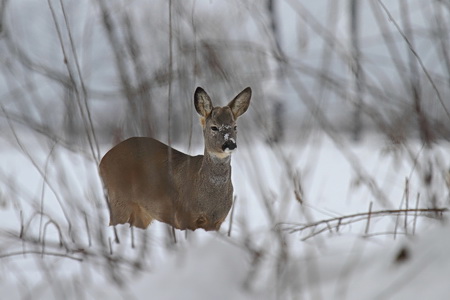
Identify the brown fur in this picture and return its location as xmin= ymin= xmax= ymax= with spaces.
xmin=99 ymin=87 xmax=251 ymax=231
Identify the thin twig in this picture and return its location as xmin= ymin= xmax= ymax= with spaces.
xmin=413 ymin=193 xmax=420 ymax=235
xmin=0 ymin=251 xmax=82 ymax=262
xmin=278 ymin=207 xmax=448 ymax=234
xmin=108 ymin=237 xmax=113 ymax=255
xmin=83 ymin=212 xmax=92 ymax=247
xmin=404 ymin=178 xmax=409 ymax=235
xmin=58 ymin=0 xmax=100 ymax=162
xmin=47 ymin=0 xmax=99 ymax=163
xmin=364 ymin=201 xmax=373 ymax=235
xmin=228 ymin=195 xmax=237 ymax=237
xmin=377 ymin=0 xmax=450 ymax=120
xmin=1 ymin=105 xmax=73 ymax=230
xmin=39 ymin=142 xmax=57 ymax=243
xmin=131 ymin=226 xmax=135 ymax=249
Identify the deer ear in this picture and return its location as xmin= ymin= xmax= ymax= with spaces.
xmin=194 ymin=87 xmax=213 ymax=117
xmin=228 ymin=87 xmax=251 ymax=119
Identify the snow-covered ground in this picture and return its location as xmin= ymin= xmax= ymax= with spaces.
xmin=1 ymin=0 xmax=450 ymax=299
xmin=1 ymin=131 xmax=449 ymax=299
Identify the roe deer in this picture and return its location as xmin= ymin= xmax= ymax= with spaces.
xmin=99 ymin=87 xmax=251 ymax=231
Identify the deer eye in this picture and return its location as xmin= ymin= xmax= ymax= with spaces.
xmin=233 ymin=126 xmax=237 ymax=131
xmin=211 ymin=126 xmax=219 ymax=131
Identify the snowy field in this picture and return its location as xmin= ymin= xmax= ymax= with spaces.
xmin=1 ymin=130 xmax=449 ymax=299
xmin=1 ymin=0 xmax=450 ymax=299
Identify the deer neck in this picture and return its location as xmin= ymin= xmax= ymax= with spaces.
xmin=200 ymin=150 xmax=231 ymax=185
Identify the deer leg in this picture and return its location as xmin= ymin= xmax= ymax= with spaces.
xmin=108 ymin=192 xmax=132 ymax=226
xmin=129 ymin=203 xmax=153 ymax=229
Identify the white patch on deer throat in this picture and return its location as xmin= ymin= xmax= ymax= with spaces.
xmin=210 ymin=151 xmax=231 ymax=159
xmin=224 ymin=147 xmax=235 ymax=154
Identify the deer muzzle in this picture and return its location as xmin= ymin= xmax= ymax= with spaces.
xmin=222 ymin=140 xmax=237 ymax=152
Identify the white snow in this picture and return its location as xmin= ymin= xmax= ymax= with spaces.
xmin=1 ymin=133 xmax=449 ymax=299
xmin=132 ymin=238 xmax=251 ymax=300
xmin=1 ymin=0 xmax=449 ymax=299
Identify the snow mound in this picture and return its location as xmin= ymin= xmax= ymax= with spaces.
xmin=132 ymin=237 xmax=251 ymax=300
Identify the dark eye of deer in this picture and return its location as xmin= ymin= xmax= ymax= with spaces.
xmin=211 ymin=126 xmax=219 ymax=131
xmin=234 ymin=126 xmax=237 ymax=131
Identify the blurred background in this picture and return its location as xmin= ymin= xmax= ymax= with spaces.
xmin=1 ymin=0 xmax=450 ymax=299
xmin=2 ymin=0 xmax=449 ymax=149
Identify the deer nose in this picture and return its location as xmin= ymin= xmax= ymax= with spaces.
xmin=222 ymin=140 xmax=237 ymax=151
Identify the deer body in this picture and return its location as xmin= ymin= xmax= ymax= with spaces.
xmin=99 ymin=87 xmax=251 ymax=231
